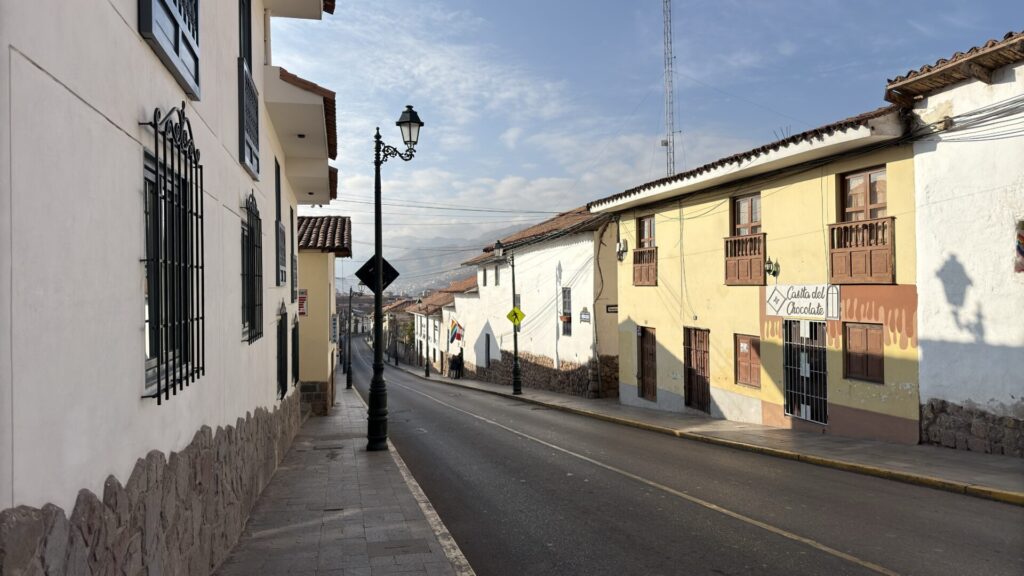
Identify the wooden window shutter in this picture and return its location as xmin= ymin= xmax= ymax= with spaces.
xmin=845 ymin=323 xmax=883 ymax=383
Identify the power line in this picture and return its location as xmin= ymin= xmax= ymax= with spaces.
xmin=338 ymin=198 xmax=561 ymax=215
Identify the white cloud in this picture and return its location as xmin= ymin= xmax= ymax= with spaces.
xmin=500 ymin=127 xmax=524 ymax=149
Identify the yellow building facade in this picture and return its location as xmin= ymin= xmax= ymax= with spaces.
xmin=593 ymin=108 xmax=920 ymax=444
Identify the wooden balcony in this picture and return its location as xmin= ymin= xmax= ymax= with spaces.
xmin=633 ymin=247 xmax=658 ymax=286
xmin=829 ymin=217 xmax=895 ymax=284
xmin=724 ymin=233 xmax=766 ymax=286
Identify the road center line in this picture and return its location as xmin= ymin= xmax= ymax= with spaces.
xmin=392 ymin=379 xmax=901 ymax=576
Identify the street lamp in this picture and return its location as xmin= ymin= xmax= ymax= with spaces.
xmin=346 ymin=286 xmax=353 ymax=389
xmin=494 ymin=240 xmax=522 ymax=395
xmin=367 ymin=105 xmax=424 ymax=452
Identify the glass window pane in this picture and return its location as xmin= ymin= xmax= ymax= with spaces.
xmin=751 ymin=196 xmax=761 ymax=223
xmin=870 ymin=171 xmax=887 ymax=205
xmin=870 ymin=207 xmax=887 ymax=219
xmin=846 ymin=175 xmax=865 ymax=208
xmin=737 ymin=199 xmax=749 ymax=224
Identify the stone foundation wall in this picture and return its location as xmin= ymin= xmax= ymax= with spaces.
xmin=466 ymin=351 xmax=612 ymax=398
xmin=0 ymin=392 xmax=302 ymax=575
xmin=920 ymin=399 xmax=1024 ymax=457
xmin=597 ymin=355 xmax=619 ymax=399
xmin=300 ymin=378 xmax=334 ymax=416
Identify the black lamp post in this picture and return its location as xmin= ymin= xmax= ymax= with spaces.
xmin=494 ymin=240 xmax=522 ymax=395
xmin=367 ymin=105 xmax=424 ymax=452
xmin=346 ymin=286 xmax=353 ymax=389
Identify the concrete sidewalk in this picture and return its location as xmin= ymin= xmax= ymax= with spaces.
xmin=214 ymin=385 xmax=473 ymax=576
xmin=393 ymin=360 xmax=1024 ymax=506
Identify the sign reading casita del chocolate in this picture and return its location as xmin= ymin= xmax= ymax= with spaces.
xmin=765 ymin=284 xmax=840 ymax=320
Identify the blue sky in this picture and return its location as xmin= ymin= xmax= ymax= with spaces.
xmin=271 ymin=1 xmax=1021 ymax=276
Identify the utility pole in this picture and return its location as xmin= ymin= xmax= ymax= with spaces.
xmin=346 ymin=286 xmax=353 ymax=389
xmin=662 ymin=0 xmax=676 ymax=176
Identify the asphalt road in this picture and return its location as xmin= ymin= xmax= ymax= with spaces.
xmin=349 ymin=344 xmax=1024 ymax=576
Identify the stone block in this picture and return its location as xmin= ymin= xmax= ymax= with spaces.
xmin=0 ymin=506 xmax=46 ymax=575
xmin=966 ymin=436 xmax=990 ymax=453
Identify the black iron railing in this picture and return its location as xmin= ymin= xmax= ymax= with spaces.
xmin=292 ymin=321 xmax=300 ymax=384
xmin=242 ymin=193 xmax=263 ymax=342
xmin=141 ymin=102 xmax=206 ymax=405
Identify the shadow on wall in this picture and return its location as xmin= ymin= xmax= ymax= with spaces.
xmin=936 ymin=254 xmax=985 ymax=343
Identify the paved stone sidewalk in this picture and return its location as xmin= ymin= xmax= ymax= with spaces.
xmin=393 ymin=360 xmax=1024 ymax=505
xmin=213 ymin=385 xmax=471 ymax=576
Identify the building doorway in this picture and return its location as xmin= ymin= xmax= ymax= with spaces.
xmin=783 ymin=320 xmax=828 ymax=424
xmin=683 ymin=327 xmax=711 ymax=413
xmin=637 ymin=327 xmax=657 ymax=401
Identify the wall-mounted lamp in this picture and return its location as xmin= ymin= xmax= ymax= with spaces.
xmin=765 ymin=257 xmax=781 ymax=280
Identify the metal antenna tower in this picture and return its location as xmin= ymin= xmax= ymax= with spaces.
xmin=661 ymin=0 xmax=676 ymax=176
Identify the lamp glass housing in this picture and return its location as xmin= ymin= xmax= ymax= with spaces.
xmin=396 ymin=105 xmax=424 ymax=147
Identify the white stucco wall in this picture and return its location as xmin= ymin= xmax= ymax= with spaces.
xmin=0 ymin=0 xmax=313 ymax=510
xmin=913 ymin=60 xmax=1024 ymax=418
xmin=457 ymin=232 xmax=606 ymax=370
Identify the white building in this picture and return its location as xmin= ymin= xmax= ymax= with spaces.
xmin=885 ymin=32 xmax=1024 ymax=454
xmin=458 ymin=207 xmax=619 ymax=397
xmin=0 ymin=0 xmax=340 ymax=572
xmin=409 ymin=277 xmax=476 ymax=374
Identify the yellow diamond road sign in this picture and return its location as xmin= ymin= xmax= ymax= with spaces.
xmin=506 ymin=307 xmax=525 ymax=326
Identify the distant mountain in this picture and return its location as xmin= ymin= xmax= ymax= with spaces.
xmin=337 ymin=223 xmax=524 ymax=297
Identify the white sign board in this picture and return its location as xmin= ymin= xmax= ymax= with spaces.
xmin=765 ymin=284 xmax=840 ymax=320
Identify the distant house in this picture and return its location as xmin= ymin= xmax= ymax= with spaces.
xmin=459 ymin=207 xmax=619 ymax=397
xmin=382 ymin=298 xmax=417 ymax=363
xmin=297 ymin=215 xmax=352 ymax=415
xmin=409 ymin=277 xmax=477 ymax=374
xmin=885 ymin=31 xmax=1024 ymax=454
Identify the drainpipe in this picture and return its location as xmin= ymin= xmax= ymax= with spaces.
xmin=588 ymin=221 xmax=611 ymax=399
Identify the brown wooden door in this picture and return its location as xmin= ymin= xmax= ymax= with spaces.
xmin=684 ymin=327 xmax=711 ymax=414
xmin=637 ymin=327 xmax=657 ymax=400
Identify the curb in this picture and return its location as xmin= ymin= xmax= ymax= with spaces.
xmin=348 ymin=385 xmax=476 ymax=576
xmin=393 ymin=363 xmax=1024 ymax=508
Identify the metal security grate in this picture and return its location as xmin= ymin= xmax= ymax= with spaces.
xmin=292 ymin=321 xmax=300 ymax=384
xmin=242 ymin=193 xmax=263 ymax=342
xmin=141 ymin=103 xmax=205 ymax=405
xmin=783 ymin=320 xmax=828 ymax=424
xmin=277 ymin=311 xmax=288 ymax=398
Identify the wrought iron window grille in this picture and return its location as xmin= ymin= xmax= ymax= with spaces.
xmin=140 ymin=102 xmax=206 ymax=405
xmin=277 ymin=309 xmax=288 ymax=399
xmin=292 ymin=320 xmax=300 ymax=385
xmin=242 ymin=192 xmax=264 ymax=343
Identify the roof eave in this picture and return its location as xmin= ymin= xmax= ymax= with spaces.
xmin=590 ymin=113 xmax=903 ymax=213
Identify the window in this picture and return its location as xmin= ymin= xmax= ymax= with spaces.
xmin=142 ymin=104 xmax=205 ymax=405
xmin=842 ymin=167 xmax=886 ymax=222
xmin=638 ymin=215 xmax=655 ymax=248
xmin=238 ymin=0 xmax=259 ymax=178
xmin=734 ymin=334 xmax=761 ymax=388
xmin=485 ymin=335 xmax=491 ymax=368
xmin=242 ymin=193 xmax=263 ymax=342
xmin=277 ymin=311 xmax=287 ymax=398
xmin=482 ymin=268 xmax=488 ymax=286
xmin=275 ymin=159 xmax=286 ymax=286
xmin=845 ymin=323 xmax=884 ymax=382
xmin=139 ymin=0 xmax=200 ymax=99
xmin=561 ymin=288 xmax=572 ymax=336
xmin=634 ymin=215 xmax=658 ymax=286
xmin=290 ymin=208 xmax=297 ymax=302
xmin=494 ymin=265 xmax=500 ymax=286
xmin=292 ymin=322 xmax=300 ymax=384
xmin=733 ymin=194 xmax=761 ymax=236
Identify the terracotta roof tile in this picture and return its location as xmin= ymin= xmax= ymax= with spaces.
xmin=329 ymin=166 xmax=338 ymax=201
xmin=297 ymin=216 xmax=351 ymax=256
xmin=278 ymin=67 xmax=338 ymax=160
xmin=886 ymin=31 xmax=1024 ymax=101
xmin=462 ymin=206 xmax=610 ymax=266
xmin=588 ymin=105 xmax=899 ymax=210
xmin=323 ymin=1 xmax=335 ymax=14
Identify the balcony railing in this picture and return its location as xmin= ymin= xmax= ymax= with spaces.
xmin=238 ymin=58 xmax=260 ymax=178
xmin=724 ymin=233 xmax=766 ymax=286
xmin=828 ymin=216 xmax=895 ymax=284
xmin=633 ymin=247 xmax=658 ymax=286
